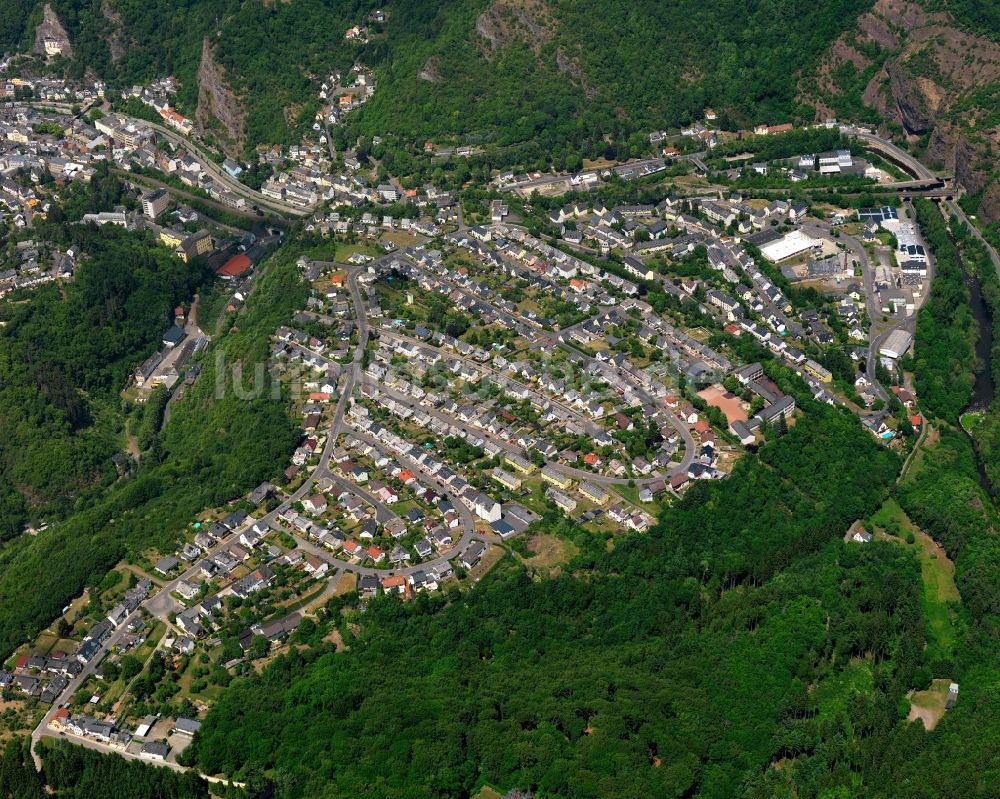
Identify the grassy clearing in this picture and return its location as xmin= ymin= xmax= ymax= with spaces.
xmin=333 ymin=571 xmax=357 ymax=596
xmin=382 ymin=230 xmax=422 ymax=249
xmin=523 ymin=533 xmax=578 ymax=573
xmin=961 ymin=411 xmax=984 ymax=432
xmin=582 ymin=157 xmax=617 ymax=170
xmin=871 ymin=499 xmax=959 ymax=659
xmin=612 ymin=483 xmax=642 ymax=506
xmin=333 ymin=242 xmax=382 ymax=263
xmin=908 ymin=678 xmax=952 ymax=731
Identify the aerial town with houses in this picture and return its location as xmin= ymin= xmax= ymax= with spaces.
xmin=0 ymin=44 xmax=942 ymax=768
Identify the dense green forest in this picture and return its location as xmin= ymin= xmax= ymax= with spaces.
xmin=0 ymin=225 xmax=210 ymax=539
xmin=0 ymin=739 xmax=43 ymax=799
xmin=882 ymin=195 xmax=1000 ymax=797
xmin=0 ymin=239 xmax=303 ymax=656
xmin=954 ymin=219 xmax=1000 ymax=492
xmin=0 ymin=737 xmax=225 ymax=798
xmin=40 ymin=740 xmax=211 ymax=798
xmin=29 ymin=0 xmax=870 ymax=156
xmin=0 ymin=0 xmax=34 ymax=51
xmin=264 ymin=0 xmax=869 ymax=149
xmin=910 ymin=199 xmax=977 ymax=422
xmin=183 ymin=406 xmax=926 ymax=798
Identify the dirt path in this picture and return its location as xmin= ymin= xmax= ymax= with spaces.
xmin=186 ymin=293 xmax=203 ymax=338
xmin=125 ymin=430 xmax=140 ymax=461
xmin=908 ymin=679 xmax=952 ymax=730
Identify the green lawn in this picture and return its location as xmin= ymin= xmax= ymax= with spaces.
xmin=871 ymin=499 xmax=960 ymax=660
xmin=612 ymin=483 xmax=641 ymax=504
xmin=333 ymin=242 xmax=382 ymax=263
xmin=961 ymin=411 xmax=984 ymax=432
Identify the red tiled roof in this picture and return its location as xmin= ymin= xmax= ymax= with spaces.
xmin=217 ymin=253 xmax=252 ymax=277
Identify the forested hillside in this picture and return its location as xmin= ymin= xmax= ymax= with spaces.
xmin=909 ymin=200 xmax=977 ymax=422
xmin=350 ymin=0 xmax=872 ymax=153
xmin=15 ymin=0 xmax=872 ymax=154
xmin=0 ymin=237 xmax=303 ymax=655
xmin=887 ymin=195 xmax=1000 ymax=797
xmin=0 ymin=223 xmax=211 ymax=539
xmin=0 ymin=737 xmax=220 ymax=798
xmin=40 ymin=740 xmax=211 ymax=798
xmin=799 ymin=0 xmax=1000 ymax=220
xmin=185 ymin=407 xmax=920 ymax=798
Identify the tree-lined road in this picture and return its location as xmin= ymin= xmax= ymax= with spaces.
xmin=126 ymin=116 xmax=312 ymax=218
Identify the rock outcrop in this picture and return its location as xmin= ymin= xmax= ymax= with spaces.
xmin=195 ymin=38 xmax=247 ymax=157
xmin=801 ymin=0 xmax=1000 ymax=220
xmin=32 ymin=3 xmax=72 ymax=59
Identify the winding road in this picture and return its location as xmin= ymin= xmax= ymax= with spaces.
xmin=124 ymin=116 xmax=312 ymax=218
xmin=28 ymin=264 xmax=368 ymax=769
xmin=946 ymin=200 xmax=1000 ymax=277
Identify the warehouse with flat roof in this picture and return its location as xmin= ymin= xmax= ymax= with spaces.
xmin=759 ymin=230 xmax=823 ymax=263
xmin=879 ymin=328 xmax=913 ymax=362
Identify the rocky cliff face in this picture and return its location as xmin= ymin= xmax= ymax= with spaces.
xmin=979 ymin=180 xmax=1000 ymax=221
xmin=195 ymin=39 xmax=247 ymax=157
xmin=32 ymin=3 xmax=72 ymax=58
xmin=801 ymin=0 xmax=1000 ymax=219
xmin=886 ymin=60 xmax=932 ymax=135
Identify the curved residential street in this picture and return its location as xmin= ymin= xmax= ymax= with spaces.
xmin=28 ymin=125 xmax=964 ymax=775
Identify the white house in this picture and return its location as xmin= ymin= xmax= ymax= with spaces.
xmin=303 ymin=494 xmax=328 ymax=515
xmin=474 ymin=493 xmax=502 ymax=523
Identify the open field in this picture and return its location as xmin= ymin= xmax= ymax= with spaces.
xmin=698 ymin=385 xmax=748 ymax=425
xmin=333 ymin=242 xmax=382 ymax=263
xmin=871 ymin=499 xmax=959 ymax=659
xmin=524 ymin=533 xmax=578 ymax=570
xmin=908 ymin=679 xmax=953 ymax=731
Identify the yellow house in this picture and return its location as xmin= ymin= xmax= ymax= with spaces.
xmin=159 ymin=229 xmax=184 ymax=249
xmin=803 ymin=358 xmax=833 ymax=383
xmin=578 ymin=481 xmax=610 ymax=506
xmin=504 ymin=453 xmax=537 ymax=475
xmin=491 ymin=468 xmax=522 ymax=491
xmin=540 ymin=466 xmax=572 ymax=490
xmin=175 ymin=230 xmax=213 ymax=263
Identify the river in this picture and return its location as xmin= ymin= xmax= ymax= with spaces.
xmin=959 ymin=252 xmax=995 ymax=494
xmin=964 ymin=266 xmax=995 ymax=412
